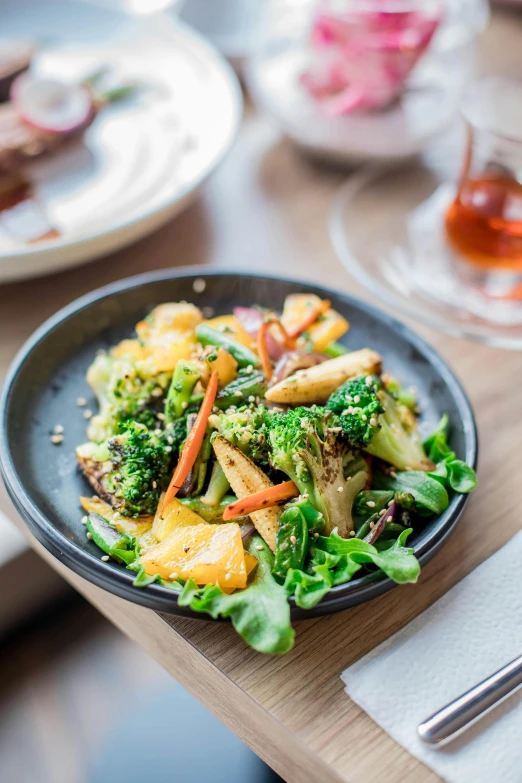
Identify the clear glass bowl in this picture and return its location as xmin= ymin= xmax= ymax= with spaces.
xmin=247 ymin=0 xmax=489 ymax=164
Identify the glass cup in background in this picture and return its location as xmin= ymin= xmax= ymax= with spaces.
xmin=445 ymin=78 xmax=522 ymax=282
xmin=247 ymin=0 xmax=489 ymax=164
xmin=329 ymin=75 xmax=522 ymax=347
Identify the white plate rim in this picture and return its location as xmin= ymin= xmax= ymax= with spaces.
xmin=0 ymin=15 xmax=243 ymax=281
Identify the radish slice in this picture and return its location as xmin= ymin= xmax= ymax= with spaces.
xmin=11 ymin=74 xmax=93 ymax=134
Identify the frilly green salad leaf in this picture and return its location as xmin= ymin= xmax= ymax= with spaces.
xmin=284 ymin=529 xmax=420 ymax=610
xmin=178 ymin=535 xmax=295 ymax=655
xmin=423 ymin=415 xmax=477 ymax=494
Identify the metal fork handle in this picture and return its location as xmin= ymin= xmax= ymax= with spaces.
xmin=418 ymin=654 xmax=522 ymax=745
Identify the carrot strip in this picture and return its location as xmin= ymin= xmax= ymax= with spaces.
xmin=288 ymin=299 xmax=331 ymax=339
xmin=257 ymin=321 xmax=274 ymax=381
xmin=257 ymin=318 xmax=295 ymax=381
xmin=161 ymin=371 xmax=219 ymax=515
xmin=222 ymin=480 xmax=299 ymax=521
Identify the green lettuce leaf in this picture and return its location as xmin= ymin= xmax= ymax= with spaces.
xmin=285 ymin=529 xmax=420 ymax=609
xmin=178 ymin=535 xmax=294 ymax=655
xmin=374 ymin=469 xmax=449 ymax=515
xmin=423 ymin=415 xmax=477 ymax=494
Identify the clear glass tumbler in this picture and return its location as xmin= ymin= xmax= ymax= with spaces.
xmin=445 ymin=78 xmax=522 ymax=280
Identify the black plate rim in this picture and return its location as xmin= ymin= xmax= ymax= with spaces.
xmin=0 ymin=267 xmax=478 ymax=618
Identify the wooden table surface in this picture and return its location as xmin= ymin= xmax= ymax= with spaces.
xmin=1 ymin=11 xmax=522 ymax=783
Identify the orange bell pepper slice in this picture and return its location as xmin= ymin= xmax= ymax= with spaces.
xmin=287 ymin=299 xmax=331 ymax=340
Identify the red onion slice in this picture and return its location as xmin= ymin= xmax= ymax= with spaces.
xmin=11 ymin=75 xmax=93 ymax=134
xmin=270 ymin=351 xmax=329 ymax=386
xmin=240 ymin=521 xmax=256 ymax=541
xmin=363 ymin=502 xmax=397 ymax=546
xmin=234 ymin=306 xmax=284 ymax=361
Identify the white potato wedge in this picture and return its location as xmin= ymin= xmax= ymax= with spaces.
xmin=265 ymin=348 xmax=382 ymax=404
xmin=212 ymin=436 xmax=280 ymax=551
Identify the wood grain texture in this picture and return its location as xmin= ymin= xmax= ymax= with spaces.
xmin=1 ymin=10 xmax=522 ymax=783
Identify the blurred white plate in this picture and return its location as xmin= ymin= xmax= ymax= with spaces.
xmin=0 ymin=0 xmax=242 ymax=282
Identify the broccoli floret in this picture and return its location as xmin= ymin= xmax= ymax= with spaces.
xmin=327 ymin=376 xmax=433 ymax=472
xmin=267 ymin=406 xmax=368 ymax=537
xmin=166 ymin=414 xmax=190 ymax=457
xmin=76 ymin=422 xmax=172 ymax=517
xmin=209 ymin=405 xmax=271 ymax=465
xmin=86 ymin=353 xmax=169 ymax=442
xmin=394 ymin=491 xmax=416 ymax=512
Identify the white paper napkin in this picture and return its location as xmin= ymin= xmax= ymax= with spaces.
xmin=341 ymin=531 xmax=522 ymax=783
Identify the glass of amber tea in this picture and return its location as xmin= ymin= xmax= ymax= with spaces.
xmin=445 ymin=78 xmax=522 ymax=278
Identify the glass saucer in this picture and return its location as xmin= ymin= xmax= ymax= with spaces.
xmin=329 ymin=155 xmax=522 ymax=349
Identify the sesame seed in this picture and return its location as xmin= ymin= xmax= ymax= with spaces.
xmin=157 ymin=412 xmax=165 ymax=421
xmin=113 ymin=512 xmax=121 ymax=519
xmin=101 ymin=555 xmax=110 ymax=562
xmin=248 ymin=395 xmax=256 ymax=403
xmin=349 ymin=531 xmax=356 ymax=537
xmin=346 ymin=475 xmax=352 ymax=480
xmin=83 ymin=409 xmax=92 ymax=419
xmin=255 ymin=544 xmax=263 ymax=550
xmin=169 ymin=572 xmax=178 ymax=580
xmin=152 ymin=481 xmax=157 ymax=489
xmin=212 ymin=407 xmax=219 ymax=414
xmin=379 ymin=509 xmax=386 ymax=516
xmin=405 ymin=466 xmax=413 ymax=471
xmin=50 ymin=434 xmax=64 ymax=444
xmin=346 ymin=396 xmax=353 ymax=403
xmin=365 ymin=376 xmax=373 ymax=386
xmin=165 ymin=446 xmax=172 ymax=453
xmin=367 ymin=500 xmax=376 ymax=508
xmin=337 ymin=486 xmax=344 ymax=493
xmin=54 ymin=424 xmax=64 ymax=434
xmin=234 ymin=391 xmax=243 ymax=398
xmin=193 ymin=278 xmax=206 ymax=293
xmin=76 ymin=397 xmax=87 ymax=407
xmin=369 ymin=521 xmax=375 ymax=529
xmin=81 ymin=516 xmax=88 ymax=525
xmin=361 ymin=414 xmax=367 ymax=422
xmin=353 ymin=395 xmax=360 ymax=403
xmin=302 ymin=493 xmax=309 ymax=499
xmin=390 ymin=470 xmax=397 ymax=479
xmin=181 ymin=401 xmax=188 ymax=409
xmin=86 ymin=532 xmax=92 ymax=539
xmin=245 ymin=365 xmax=254 ymax=375
xmin=387 ymin=499 xmax=394 ymax=507
xmin=225 ymin=572 xmax=232 ymax=581
xmin=370 ymin=418 xmax=378 ymax=427
xmin=329 ymin=426 xmax=342 ymax=433
xmin=290 ymin=535 xmax=297 ymax=544
xmin=313 ymin=532 xmax=319 ymax=538
xmin=151 ymin=387 xmax=163 ymax=397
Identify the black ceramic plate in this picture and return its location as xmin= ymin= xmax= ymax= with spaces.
xmin=0 ymin=269 xmax=478 ymax=619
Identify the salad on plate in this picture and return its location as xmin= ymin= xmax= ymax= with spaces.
xmin=75 ymin=292 xmax=477 ymax=653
